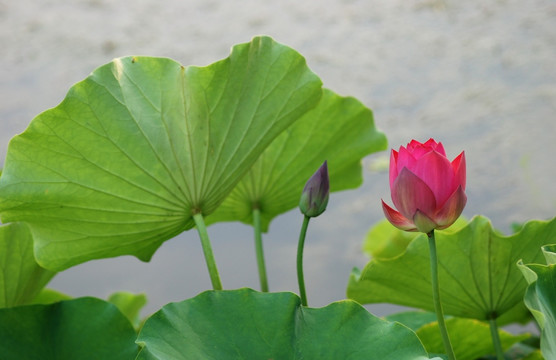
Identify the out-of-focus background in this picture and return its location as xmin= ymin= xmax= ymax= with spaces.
xmin=1 ymin=0 xmax=555 ymax=319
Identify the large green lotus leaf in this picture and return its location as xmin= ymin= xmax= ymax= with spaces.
xmin=206 ymin=88 xmax=387 ymax=231
xmin=416 ymin=318 xmax=528 ymax=360
xmin=0 ymin=297 xmax=138 ymax=359
xmin=518 ymin=244 xmax=556 ymax=360
xmin=136 ymin=288 xmax=439 ymax=360
xmin=0 ymin=222 xmax=56 ymax=307
xmin=0 ymin=36 xmax=322 ymax=271
xmin=348 ymin=216 xmax=556 ymax=320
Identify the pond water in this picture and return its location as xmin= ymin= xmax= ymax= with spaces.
xmin=1 ymin=0 xmax=555 ymax=321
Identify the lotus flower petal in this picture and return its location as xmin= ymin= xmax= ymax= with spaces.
xmin=389 ymin=149 xmax=399 ymax=188
xmin=382 ymin=200 xmax=417 ymax=231
xmin=451 ymin=152 xmax=466 ymax=191
xmin=410 ymin=150 xmax=456 ymax=206
xmin=391 ymin=168 xmax=436 ymax=221
xmin=394 ymin=147 xmax=415 ymax=185
xmin=435 ymin=186 xmax=467 ymax=229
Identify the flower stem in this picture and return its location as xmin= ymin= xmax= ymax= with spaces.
xmin=427 ymin=230 xmax=456 ymax=360
xmin=193 ymin=212 xmax=222 ymax=290
xmin=253 ymin=208 xmax=269 ymax=292
xmin=488 ymin=316 xmax=505 ymax=360
xmin=297 ymin=215 xmax=311 ymax=306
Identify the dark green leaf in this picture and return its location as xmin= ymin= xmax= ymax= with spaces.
xmin=136 ymin=288 xmax=439 ymax=360
xmin=0 ymin=297 xmax=138 ymax=359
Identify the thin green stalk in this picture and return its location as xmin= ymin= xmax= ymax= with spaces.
xmin=297 ymin=215 xmax=311 ymax=306
xmin=253 ymin=208 xmax=269 ymax=292
xmin=193 ymin=212 xmax=222 ymax=290
xmin=489 ymin=317 xmax=505 ymax=360
xmin=427 ymin=230 xmax=456 ymax=360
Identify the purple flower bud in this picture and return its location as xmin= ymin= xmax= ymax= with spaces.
xmin=299 ymin=161 xmax=329 ymax=217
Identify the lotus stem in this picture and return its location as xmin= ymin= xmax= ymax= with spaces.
xmin=253 ymin=208 xmax=269 ymax=292
xmin=488 ymin=316 xmax=504 ymax=360
xmin=427 ymin=230 xmax=456 ymax=360
xmin=297 ymin=215 xmax=311 ymax=306
xmin=193 ymin=213 xmax=222 ymax=290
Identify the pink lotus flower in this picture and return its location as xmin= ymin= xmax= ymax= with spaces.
xmin=382 ymin=138 xmax=466 ymax=233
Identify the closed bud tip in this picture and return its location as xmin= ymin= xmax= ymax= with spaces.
xmin=299 ymin=161 xmax=329 ymax=217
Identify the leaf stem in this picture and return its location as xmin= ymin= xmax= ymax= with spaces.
xmin=488 ymin=316 xmax=504 ymax=360
xmin=193 ymin=213 xmax=222 ymax=290
xmin=253 ymin=208 xmax=269 ymax=292
xmin=297 ymin=215 xmax=310 ymax=306
xmin=427 ymin=230 xmax=456 ymax=360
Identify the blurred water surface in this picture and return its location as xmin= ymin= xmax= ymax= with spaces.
xmin=1 ymin=0 xmax=555 ymax=317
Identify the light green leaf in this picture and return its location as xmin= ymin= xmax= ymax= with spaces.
xmin=29 ymin=288 xmax=72 ymax=305
xmin=206 ymin=89 xmax=387 ymax=231
xmin=0 ymin=36 xmax=322 ymax=271
xmin=416 ymin=318 xmax=529 ymax=360
xmin=363 ymin=218 xmax=468 ymax=260
xmin=108 ymin=291 xmax=147 ymax=330
xmin=348 ymin=216 xmax=556 ymax=321
xmin=518 ymin=244 xmax=556 ymax=360
xmin=0 ymin=297 xmax=138 ymax=359
xmin=0 ymin=222 xmax=56 ymax=307
xmin=385 ymin=311 xmax=440 ymax=331
xmin=136 ymin=288 xmax=437 ymax=360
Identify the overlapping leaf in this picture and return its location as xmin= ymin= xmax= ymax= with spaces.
xmin=108 ymin=291 xmax=148 ymax=330
xmin=518 ymin=244 xmax=556 ymax=360
xmin=348 ymin=216 xmax=556 ymax=320
xmin=0 ymin=297 xmax=138 ymax=359
xmin=136 ymin=288 xmax=439 ymax=360
xmin=0 ymin=36 xmax=322 ymax=271
xmin=0 ymin=222 xmax=56 ymax=307
xmin=206 ymin=89 xmax=387 ymax=231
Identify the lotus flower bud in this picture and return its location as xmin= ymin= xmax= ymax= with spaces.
xmin=382 ymin=138 xmax=466 ymax=233
xmin=299 ymin=161 xmax=329 ymax=218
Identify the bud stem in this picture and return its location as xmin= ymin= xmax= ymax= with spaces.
xmin=297 ymin=215 xmax=311 ymax=306
xmin=193 ymin=213 xmax=222 ymax=290
xmin=253 ymin=208 xmax=269 ymax=292
xmin=427 ymin=230 xmax=456 ymax=360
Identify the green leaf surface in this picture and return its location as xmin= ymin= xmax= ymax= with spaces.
xmin=0 ymin=222 xmax=56 ymax=307
xmin=136 ymin=288 xmax=438 ymax=360
xmin=416 ymin=318 xmax=529 ymax=360
xmin=518 ymin=244 xmax=556 ymax=360
xmin=0 ymin=297 xmax=138 ymax=359
xmin=206 ymin=88 xmax=387 ymax=231
xmin=348 ymin=216 xmax=556 ymax=321
xmin=0 ymin=36 xmax=322 ymax=271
